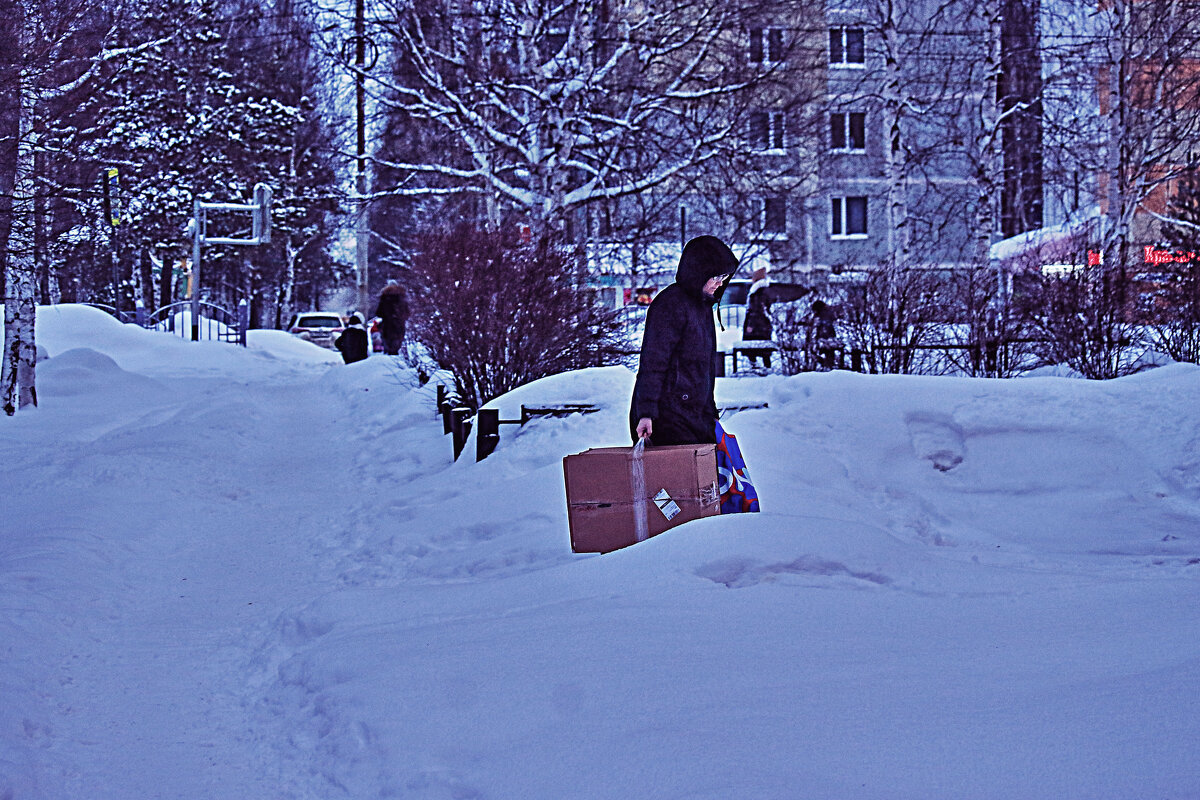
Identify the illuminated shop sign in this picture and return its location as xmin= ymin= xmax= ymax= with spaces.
xmin=1144 ymin=246 xmax=1199 ymax=264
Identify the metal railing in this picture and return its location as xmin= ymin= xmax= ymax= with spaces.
xmin=82 ymin=299 xmax=249 ymax=346
xmin=82 ymin=302 xmax=139 ymax=325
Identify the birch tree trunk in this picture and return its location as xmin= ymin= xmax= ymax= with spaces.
xmin=1103 ymin=0 xmax=1129 ymax=269
xmin=975 ymin=0 xmax=1003 ymax=274
xmin=3 ymin=25 xmax=39 ymax=415
xmin=881 ymin=0 xmax=909 ymax=272
xmin=277 ymin=242 xmax=298 ymax=329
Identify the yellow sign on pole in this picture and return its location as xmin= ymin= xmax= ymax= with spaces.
xmin=107 ymin=167 xmax=120 ymax=226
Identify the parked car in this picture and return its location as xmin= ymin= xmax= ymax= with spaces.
xmin=286 ymin=312 xmax=344 ymax=349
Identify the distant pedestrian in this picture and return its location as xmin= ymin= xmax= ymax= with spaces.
xmin=805 ymin=299 xmax=839 ymax=371
xmin=335 ymin=313 xmax=369 ymax=364
xmin=374 ymin=279 xmax=410 ymax=356
xmin=741 ymin=267 xmax=773 ymax=369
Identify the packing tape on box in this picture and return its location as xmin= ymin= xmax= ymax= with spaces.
xmin=631 ymin=438 xmax=648 ymax=542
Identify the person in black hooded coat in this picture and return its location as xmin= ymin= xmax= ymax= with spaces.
xmin=629 ymin=235 xmax=739 ymax=445
xmin=374 ymin=280 xmax=409 ymax=356
xmin=335 ymin=313 xmax=369 ymax=364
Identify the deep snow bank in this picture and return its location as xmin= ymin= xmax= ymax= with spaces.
xmin=2 ymin=307 xmax=1199 ymax=800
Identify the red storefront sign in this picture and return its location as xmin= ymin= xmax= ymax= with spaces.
xmin=1144 ymin=246 xmax=1199 ymax=265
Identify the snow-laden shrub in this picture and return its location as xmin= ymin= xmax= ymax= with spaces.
xmin=1016 ymin=268 xmax=1146 ymax=380
xmin=406 ymin=225 xmax=624 ymax=411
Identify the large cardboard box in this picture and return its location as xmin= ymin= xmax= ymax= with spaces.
xmin=563 ymin=443 xmax=720 ymax=553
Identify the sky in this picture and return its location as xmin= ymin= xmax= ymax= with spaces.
xmin=2 ymin=304 xmax=1200 ymax=799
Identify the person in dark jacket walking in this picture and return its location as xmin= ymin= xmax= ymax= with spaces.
xmin=805 ymin=299 xmax=839 ymax=371
xmin=629 ymin=235 xmax=739 ymax=445
xmin=741 ymin=266 xmax=773 ymax=369
xmin=374 ymin=279 xmax=409 ymax=355
xmin=335 ymin=312 xmax=369 ymax=364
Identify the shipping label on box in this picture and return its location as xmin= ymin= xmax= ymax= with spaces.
xmin=563 ymin=443 xmax=720 ymax=553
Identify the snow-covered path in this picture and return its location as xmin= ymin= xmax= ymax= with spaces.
xmin=1 ymin=346 xmax=365 ymax=795
xmin=4 ymin=305 xmax=1200 ymax=799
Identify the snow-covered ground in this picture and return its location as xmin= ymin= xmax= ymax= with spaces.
xmin=3 ymin=303 xmax=1200 ymax=799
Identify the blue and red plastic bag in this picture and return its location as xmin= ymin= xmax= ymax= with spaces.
xmin=715 ymin=421 xmax=760 ymax=514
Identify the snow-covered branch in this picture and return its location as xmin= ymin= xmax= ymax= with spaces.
xmin=366 ymin=0 xmax=820 ymax=228
xmin=44 ymin=35 xmax=174 ymax=101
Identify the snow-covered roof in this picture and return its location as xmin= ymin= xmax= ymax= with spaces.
xmin=989 ymin=209 xmax=1101 ymax=268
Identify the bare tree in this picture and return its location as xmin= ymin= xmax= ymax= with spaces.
xmin=1018 ymin=267 xmax=1143 ymax=378
xmin=1098 ymin=0 xmax=1200 ymax=271
xmin=1147 ymin=170 xmax=1200 ymax=364
xmin=818 ymin=0 xmax=1011 ymax=373
xmin=2 ymin=0 xmax=42 ymax=414
xmin=1005 ymin=0 xmax=1200 ymax=377
xmin=406 ymin=223 xmax=623 ymax=410
xmin=939 ymin=266 xmax=1045 ymax=377
xmin=840 ymin=267 xmax=943 ymax=374
xmin=361 ymin=0 xmax=822 ymax=242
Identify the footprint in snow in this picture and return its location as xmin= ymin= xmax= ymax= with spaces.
xmin=695 ymin=556 xmax=891 ymax=589
xmin=905 ymin=412 xmax=965 ymax=472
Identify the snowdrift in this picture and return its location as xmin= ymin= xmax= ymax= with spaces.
xmin=2 ymin=304 xmax=1199 ymax=799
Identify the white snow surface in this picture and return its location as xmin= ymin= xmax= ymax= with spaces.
xmin=3 ymin=304 xmax=1200 ymax=799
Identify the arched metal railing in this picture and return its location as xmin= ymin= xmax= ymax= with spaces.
xmin=81 ymin=300 xmax=248 ymax=346
xmin=145 ymin=300 xmax=248 ymax=346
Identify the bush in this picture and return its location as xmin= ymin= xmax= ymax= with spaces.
xmin=1016 ymin=268 xmax=1144 ymax=379
xmin=1136 ymin=263 xmax=1200 ymax=364
xmin=407 ymin=224 xmax=623 ymax=411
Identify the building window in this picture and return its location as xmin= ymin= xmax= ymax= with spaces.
xmin=750 ymin=28 xmax=785 ymax=64
xmin=830 ymin=27 xmax=865 ymax=67
xmin=749 ymin=111 xmax=785 ymax=151
xmin=831 ymin=112 xmax=866 ymax=151
xmin=748 ymin=196 xmax=787 ymax=237
xmin=831 ymin=196 xmax=868 ymax=237
xmin=754 ymin=196 xmax=787 ymax=237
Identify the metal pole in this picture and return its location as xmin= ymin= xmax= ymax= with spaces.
xmin=237 ymin=298 xmax=249 ymax=347
xmin=476 ymin=408 xmax=500 ymax=461
xmin=451 ymin=407 xmax=471 ymax=461
xmin=191 ymin=199 xmax=202 ymax=342
xmin=437 ymin=384 xmax=453 ymax=434
xmin=354 ymin=0 xmax=370 ymax=315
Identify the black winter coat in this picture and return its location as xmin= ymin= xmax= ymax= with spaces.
xmin=335 ymin=326 xmax=369 ymax=364
xmin=629 ymin=235 xmax=739 ymax=445
xmin=374 ymin=286 xmax=409 ymax=337
xmin=742 ymin=286 xmax=773 ymax=341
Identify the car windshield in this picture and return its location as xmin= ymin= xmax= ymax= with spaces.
xmin=298 ymin=316 xmax=341 ymax=328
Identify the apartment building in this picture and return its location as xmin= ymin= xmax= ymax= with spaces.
xmin=654 ymin=0 xmax=1048 ymax=287
xmin=811 ymin=0 xmax=1044 ymax=281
